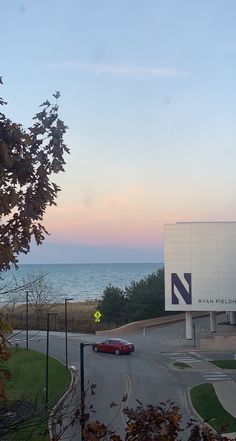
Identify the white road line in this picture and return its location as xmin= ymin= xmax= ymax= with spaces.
xmin=204 ymin=377 xmax=230 ymax=381
xmin=203 ymin=374 xmax=229 ymax=380
xmin=164 ymin=352 xmax=182 ymax=356
xmin=175 ymin=357 xmax=197 ymax=360
xmin=170 ymin=355 xmax=194 ymax=360
xmin=204 ymin=374 xmax=228 ymax=378
xmin=170 ymin=357 xmax=194 ymax=360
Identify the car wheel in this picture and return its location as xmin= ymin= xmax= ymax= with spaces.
xmin=93 ymin=345 xmax=98 ymax=352
xmin=115 ymin=349 xmax=120 ymax=355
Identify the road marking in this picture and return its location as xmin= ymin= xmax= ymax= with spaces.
xmin=189 ymin=352 xmax=202 ymax=357
xmin=203 ymin=372 xmax=230 ymax=381
xmin=121 ymin=373 xmax=132 ymax=427
xmin=163 ymin=352 xmax=182 ymax=356
xmin=173 ymin=355 xmax=201 ymax=363
xmin=12 ymin=338 xmax=42 ymax=343
xmin=203 ymin=374 xmax=228 ymax=378
xmin=164 ymin=351 xmax=204 ymax=365
xmin=204 ymin=378 xmax=230 ymax=381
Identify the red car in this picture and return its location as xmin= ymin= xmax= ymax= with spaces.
xmin=92 ymin=338 xmax=134 ymax=355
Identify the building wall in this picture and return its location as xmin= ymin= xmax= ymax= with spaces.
xmin=164 ymin=222 xmax=236 ymax=311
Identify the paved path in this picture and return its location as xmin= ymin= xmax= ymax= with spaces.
xmin=212 ymin=382 xmax=236 ymax=441
xmin=214 ymin=380 xmax=236 ymax=418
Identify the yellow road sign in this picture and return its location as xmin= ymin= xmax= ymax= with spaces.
xmin=93 ymin=310 xmax=102 ymax=323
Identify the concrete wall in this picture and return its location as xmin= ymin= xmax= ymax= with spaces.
xmin=201 ymin=334 xmax=236 ymax=351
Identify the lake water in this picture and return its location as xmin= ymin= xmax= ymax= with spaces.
xmin=0 ymin=263 xmax=163 ymax=303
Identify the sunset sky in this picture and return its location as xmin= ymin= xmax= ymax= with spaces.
xmin=2 ymin=1 xmax=236 ymax=263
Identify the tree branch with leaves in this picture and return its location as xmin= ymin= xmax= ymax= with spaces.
xmin=0 ymin=76 xmax=69 ymax=271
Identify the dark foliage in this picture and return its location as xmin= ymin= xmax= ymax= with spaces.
xmin=98 ymin=269 xmax=170 ymax=325
xmin=124 ymin=269 xmax=166 ymax=322
xmin=98 ymin=285 xmax=126 ymax=325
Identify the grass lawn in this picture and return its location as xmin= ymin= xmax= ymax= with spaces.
xmin=190 ymin=383 xmax=236 ymax=433
xmin=210 ymin=360 xmax=236 ymax=369
xmin=3 ymin=348 xmax=71 ymax=441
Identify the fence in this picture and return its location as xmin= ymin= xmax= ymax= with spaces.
xmin=4 ymin=311 xmax=118 ymax=334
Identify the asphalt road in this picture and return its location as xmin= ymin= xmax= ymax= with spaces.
xmin=12 ymin=316 xmax=236 ymax=440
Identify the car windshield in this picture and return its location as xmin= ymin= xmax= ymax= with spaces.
xmin=113 ymin=339 xmax=131 ymax=344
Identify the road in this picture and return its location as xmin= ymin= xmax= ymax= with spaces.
xmin=12 ymin=316 xmax=236 ymax=440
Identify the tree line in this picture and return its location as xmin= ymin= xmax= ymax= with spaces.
xmin=98 ymin=268 xmax=174 ymax=326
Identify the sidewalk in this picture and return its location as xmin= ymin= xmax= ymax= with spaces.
xmin=213 ymin=380 xmax=236 ymax=438
xmin=214 ymin=380 xmax=236 ymax=418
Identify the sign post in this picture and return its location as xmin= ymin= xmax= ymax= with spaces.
xmin=93 ymin=310 xmax=102 ymax=323
xmin=93 ymin=310 xmax=102 ymax=334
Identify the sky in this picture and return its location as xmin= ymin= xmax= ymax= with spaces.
xmin=1 ymin=0 xmax=236 ymax=263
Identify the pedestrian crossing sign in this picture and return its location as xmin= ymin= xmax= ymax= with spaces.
xmin=93 ymin=310 xmax=102 ymax=323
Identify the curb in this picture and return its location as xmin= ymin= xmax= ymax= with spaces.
xmin=186 ymin=387 xmax=217 ymax=434
xmin=48 ymin=366 xmax=76 ymax=440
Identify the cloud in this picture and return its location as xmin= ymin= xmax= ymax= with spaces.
xmin=49 ymin=61 xmax=186 ymax=78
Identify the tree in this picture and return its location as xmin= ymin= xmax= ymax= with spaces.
xmin=0 ymin=317 xmax=12 ymax=401
xmin=0 ymin=77 xmax=69 ymax=271
xmin=26 ymin=273 xmax=58 ymax=328
xmin=98 ymin=269 xmax=168 ymax=326
xmin=125 ymin=269 xmax=166 ymax=322
xmin=1 ymin=274 xmax=40 ymax=314
xmin=98 ymin=285 xmax=126 ymax=325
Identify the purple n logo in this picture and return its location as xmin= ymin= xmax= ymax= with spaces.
xmin=171 ymin=273 xmax=192 ymax=305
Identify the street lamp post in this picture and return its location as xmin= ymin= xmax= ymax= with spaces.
xmin=193 ymin=321 xmax=196 ymax=350
xmin=45 ymin=312 xmax=58 ymax=410
xmin=80 ymin=342 xmax=94 ymax=441
xmin=80 ymin=342 xmax=85 ymax=440
xmin=26 ymin=291 xmax=29 ymax=350
xmin=65 ymin=298 xmax=74 ymax=369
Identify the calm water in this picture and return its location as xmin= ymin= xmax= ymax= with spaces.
xmin=0 ymin=263 xmax=163 ymax=303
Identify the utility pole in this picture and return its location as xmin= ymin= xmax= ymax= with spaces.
xmin=65 ymin=298 xmax=73 ymax=369
xmin=80 ymin=343 xmax=94 ymax=441
xmin=26 ymin=291 xmax=29 ymax=350
xmin=80 ymin=343 xmax=85 ymax=441
xmin=45 ymin=313 xmax=57 ymax=410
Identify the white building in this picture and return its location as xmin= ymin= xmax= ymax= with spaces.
xmin=164 ymin=222 xmax=236 ymax=339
